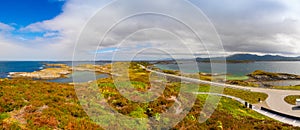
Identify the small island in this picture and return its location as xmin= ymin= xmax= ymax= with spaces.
xmin=247 ymin=70 xmax=300 ymax=81
xmin=9 ymin=64 xmax=71 ymax=79
xmin=9 ymin=63 xmax=112 ymax=80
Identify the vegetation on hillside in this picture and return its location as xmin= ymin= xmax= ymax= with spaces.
xmin=0 ymin=78 xmax=101 ymax=129
xmin=226 ymin=80 xmax=259 ymax=87
xmin=226 ymin=75 xmax=249 ymax=81
xmin=198 ymin=85 xmax=267 ymax=104
xmin=0 ymin=62 xmax=297 ymax=129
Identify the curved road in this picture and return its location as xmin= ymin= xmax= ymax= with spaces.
xmin=140 ymin=65 xmax=300 ymax=126
xmin=194 ymin=92 xmax=300 ymax=126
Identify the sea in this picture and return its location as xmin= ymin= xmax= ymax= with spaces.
xmin=2 ymin=61 xmax=300 ymax=85
xmin=0 ymin=61 xmax=110 ymax=83
xmin=155 ymin=61 xmax=300 ymax=76
xmin=155 ymin=61 xmax=300 ymax=86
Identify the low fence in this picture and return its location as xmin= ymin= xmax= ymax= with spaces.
xmin=261 ymin=107 xmax=300 ymax=120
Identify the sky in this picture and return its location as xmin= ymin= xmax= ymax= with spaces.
xmin=0 ymin=0 xmax=300 ymax=61
xmin=0 ymin=0 xmax=64 ymax=27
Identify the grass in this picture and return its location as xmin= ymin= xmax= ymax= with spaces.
xmin=174 ymin=95 xmax=294 ymax=129
xmin=0 ymin=78 xmax=101 ymax=129
xmin=226 ymin=81 xmax=300 ymax=91
xmin=226 ymin=75 xmax=249 ymax=80
xmin=114 ymin=81 xmax=147 ymax=90
xmin=200 ymin=75 xmax=212 ymax=81
xmin=248 ymin=70 xmax=283 ymax=78
xmin=248 ymin=70 xmax=300 ymax=81
xmin=96 ymin=80 xmax=292 ymax=129
xmin=216 ymin=96 xmax=267 ymax=119
xmin=273 ymin=85 xmax=300 ymax=90
xmin=162 ymin=70 xmax=179 ymax=75
xmin=198 ymin=85 xmax=268 ymax=104
xmin=0 ymin=113 xmax=9 ymax=120
xmin=226 ymin=80 xmax=259 ymax=87
xmin=284 ymin=95 xmax=300 ymax=105
xmin=0 ymin=62 xmax=297 ymax=129
xmin=223 ymin=88 xmax=268 ymax=104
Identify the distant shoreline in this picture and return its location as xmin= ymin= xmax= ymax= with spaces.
xmin=1 ymin=60 xmax=300 ymax=63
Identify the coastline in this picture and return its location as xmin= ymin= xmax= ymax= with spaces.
xmin=7 ymin=63 xmax=112 ymax=81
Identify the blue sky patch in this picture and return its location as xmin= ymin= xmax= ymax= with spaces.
xmin=96 ymin=47 xmax=119 ymax=53
xmin=0 ymin=0 xmax=65 ymax=28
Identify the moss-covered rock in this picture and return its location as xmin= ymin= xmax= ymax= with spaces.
xmin=248 ymin=70 xmax=300 ymax=81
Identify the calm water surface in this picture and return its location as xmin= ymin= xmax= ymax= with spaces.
xmin=155 ymin=61 xmax=300 ymax=76
xmin=2 ymin=61 xmax=300 ymax=84
xmin=49 ymin=71 xmax=109 ymax=83
xmin=0 ymin=61 xmax=110 ymax=82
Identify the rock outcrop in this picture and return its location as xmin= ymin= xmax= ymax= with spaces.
xmin=9 ymin=65 xmax=71 ymax=80
xmin=247 ymin=70 xmax=300 ymax=81
xmin=9 ymin=63 xmax=112 ymax=80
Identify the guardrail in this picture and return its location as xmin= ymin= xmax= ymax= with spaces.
xmin=261 ymin=107 xmax=300 ymax=120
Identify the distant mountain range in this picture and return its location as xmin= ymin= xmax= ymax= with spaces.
xmin=196 ymin=54 xmax=300 ymax=62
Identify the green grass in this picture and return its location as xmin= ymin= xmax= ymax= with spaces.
xmin=97 ymin=79 xmax=294 ymax=129
xmin=226 ymin=81 xmax=300 ymax=91
xmin=114 ymin=81 xmax=147 ymax=90
xmin=0 ymin=113 xmax=9 ymax=120
xmin=0 ymin=77 xmax=295 ymax=129
xmin=0 ymin=62 xmax=297 ymax=129
xmin=223 ymin=88 xmax=268 ymax=104
xmin=249 ymin=70 xmax=279 ymax=77
xmin=226 ymin=80 xmax=259 ymax=87
xmin=273 ymin=85 xmax=300 ymax=90
xmin=226 ymin=75 xmax=249 ymax=80
xmin=175 ymin=95 xmax=295 ymax=129
xmin=198 ymin=85 xmax=268 ymax=104
xmin=218 ymin=97 xmax=267 ymax=119
xmin=284 ymin=95 xmax=300 ymax=105
xmin=162 ymin=70 xmax=178 ymax=75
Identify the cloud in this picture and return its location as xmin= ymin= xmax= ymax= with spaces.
xmin=0 ymin=34 xmax=57 ymax=60
xmin=1 ymin=0 xmax=300 ymax=60
xmin=0 ymin=22 xmax=15 ymax=32
xmin=193 ymin=0 xmax=300 ymax=56
xmin=0 ymin=0 xmax=111 ymax=60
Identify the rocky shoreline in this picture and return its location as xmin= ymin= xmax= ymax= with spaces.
xmin=9 ymin=63 xmax=112 ymax=80
xmin=9 ymin=64 xmax=71 ymax=79
xmin=247 ymin=70 xmax=300 ymax=81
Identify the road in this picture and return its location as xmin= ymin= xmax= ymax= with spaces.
xmin=140 ymin=65 xmax=300 ymax=126
xmin=194 ymin=92 xmax=300 ymax=126
xmin=251 ymin=88 xmax=300 ymax=116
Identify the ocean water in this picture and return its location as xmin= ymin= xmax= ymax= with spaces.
xmin=155 ymin=61 xmax=300 ymax=76
xmin=3 ymin=61 xmax=300 ymax=83
xmin=0 ymin=61 xmax=48 ymax=78
xmin=0 ymin=61 xmax=110 ymax=82
xmin=49 ymin=71 xmax=109 ymax=83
